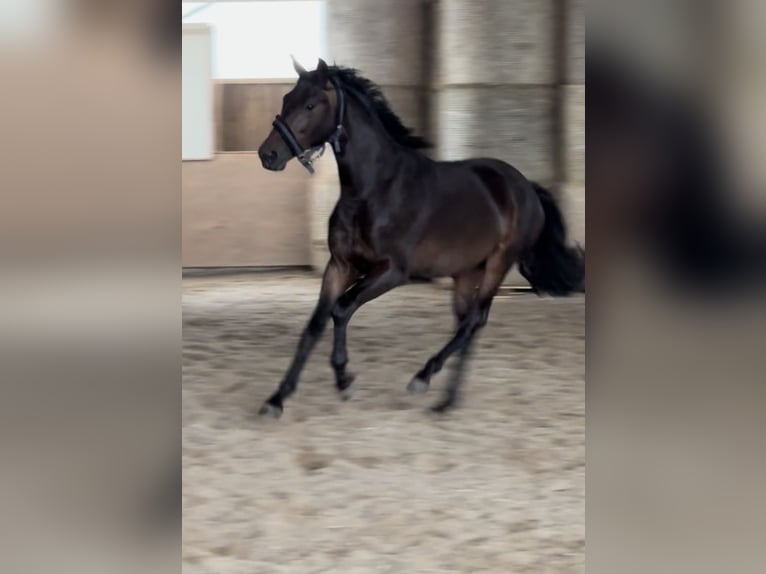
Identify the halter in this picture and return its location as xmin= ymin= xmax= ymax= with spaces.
xmin=271 ymin=76 xmax=346 ymax=174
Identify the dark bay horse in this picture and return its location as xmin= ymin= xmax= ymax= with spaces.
xmin=257 ymin=58 xmax=584 ymax=416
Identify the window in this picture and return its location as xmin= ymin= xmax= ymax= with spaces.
xmin=182 ymin=1 xmax=325 ymax=80
xmin=182 ymin=24 xmax=214 ymax=159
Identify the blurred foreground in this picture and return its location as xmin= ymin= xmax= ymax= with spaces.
xmin=589 ymin=3 xmax=766 ymax=573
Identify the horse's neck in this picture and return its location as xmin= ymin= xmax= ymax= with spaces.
xmin=333 ymin=97 xmax=401 ymax=198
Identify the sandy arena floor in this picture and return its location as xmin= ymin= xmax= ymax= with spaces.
xmin=183 ymin=273 xmax=584 ymax=574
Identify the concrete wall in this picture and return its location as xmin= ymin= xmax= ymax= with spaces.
xmin=326 ymin=0 xmax=429 ymax=137
xmin=561 ymin=0 xmax=586 ymax=245
xmin=435 ymin=0 xmax=557 ymax=186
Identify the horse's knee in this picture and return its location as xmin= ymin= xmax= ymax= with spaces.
xmin=460 ymin=306 xmax=485 ymax=329
xmin=477 ymin=307 xmax=490 ymax=328
xmin=307 ymin=312 xmax=329 ymax=336
xmin=453 ymin=316 xmax=467 ymax=331
xmin=331 ymin=304 xmax=350 ymax=324
xmin=473 ymin=297 xmax=494 ymax=328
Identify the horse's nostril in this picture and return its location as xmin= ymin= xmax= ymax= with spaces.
xmin=259 ymin=149 xmax=277 ymax=162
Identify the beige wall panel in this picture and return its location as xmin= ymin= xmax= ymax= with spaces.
xmin=183 ymin=154 xmax=311 ymax=267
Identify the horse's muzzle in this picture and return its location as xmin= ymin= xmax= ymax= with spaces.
xmin=258 ymin=148 xmax=286 ymax=171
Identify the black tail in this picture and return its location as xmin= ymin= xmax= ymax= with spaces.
xmin=519 ymin=183 xmax=585 ymax=296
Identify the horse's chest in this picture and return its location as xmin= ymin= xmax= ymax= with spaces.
xmin=328 ymin=201 xmax=378 ymax=261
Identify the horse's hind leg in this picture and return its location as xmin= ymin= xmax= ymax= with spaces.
xmin=407 ymin=303 xmax=484 ymax=410
xmin=430 ymin=339 xmax=476 ymax=412
xmin=430 ymin=251 xmax=514 ymax=412
xmin=407 ymin=269 xmax=482 ymax=393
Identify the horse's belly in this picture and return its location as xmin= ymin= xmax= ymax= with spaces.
xmin=410 ymin=233 xmax=498 ymax=277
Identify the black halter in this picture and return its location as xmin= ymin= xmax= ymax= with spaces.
xmin=271 ymin=77 xmax=346 ymax=174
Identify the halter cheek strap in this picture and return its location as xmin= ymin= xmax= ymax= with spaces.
xmin=271 ymin=77 xmax=346 ymax=175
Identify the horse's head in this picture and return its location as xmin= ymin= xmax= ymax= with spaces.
xmin=258 ymin=57 xmax=343 ymax=173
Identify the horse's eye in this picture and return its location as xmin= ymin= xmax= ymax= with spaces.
xmin=306 ymin=103 xmax=314 ymax=111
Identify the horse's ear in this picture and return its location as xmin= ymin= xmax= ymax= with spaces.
xmin=316 ymin=58 xmax=329 ymax=78
xmin=291 ymin=54 xmax=307 ymax=76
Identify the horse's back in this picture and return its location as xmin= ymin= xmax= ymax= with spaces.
xmin=431 ymin=157 xmax=542 ymax=239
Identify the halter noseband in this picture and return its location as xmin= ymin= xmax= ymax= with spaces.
xmin=271 ymin=77 xmax=346 ymax=174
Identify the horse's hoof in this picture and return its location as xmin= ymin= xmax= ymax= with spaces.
xmin=337 ymin=372 xmax=355 ymax=401
xmin=428 ymin=400 xmax=454 ymax=415
xmin=258 ymin=402 xmax=283 ymax=419
xmin=406 ymin=377 xmax=429 ymax=394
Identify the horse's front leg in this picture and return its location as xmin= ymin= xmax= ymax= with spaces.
xmin=259 ymin=259 xmax=355 ymax=418
xmin=330 ymin=262 xmax=407 ymax=399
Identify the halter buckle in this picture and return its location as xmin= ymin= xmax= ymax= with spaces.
xmin=297 ymin=144 xmax=326 ymax=174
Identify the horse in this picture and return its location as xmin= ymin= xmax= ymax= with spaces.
xmin=256 ymin=57 xmax=584 ymax=417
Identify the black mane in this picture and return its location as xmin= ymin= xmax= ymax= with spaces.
xmin=329 ymin=66 xmax=430 ymax=149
